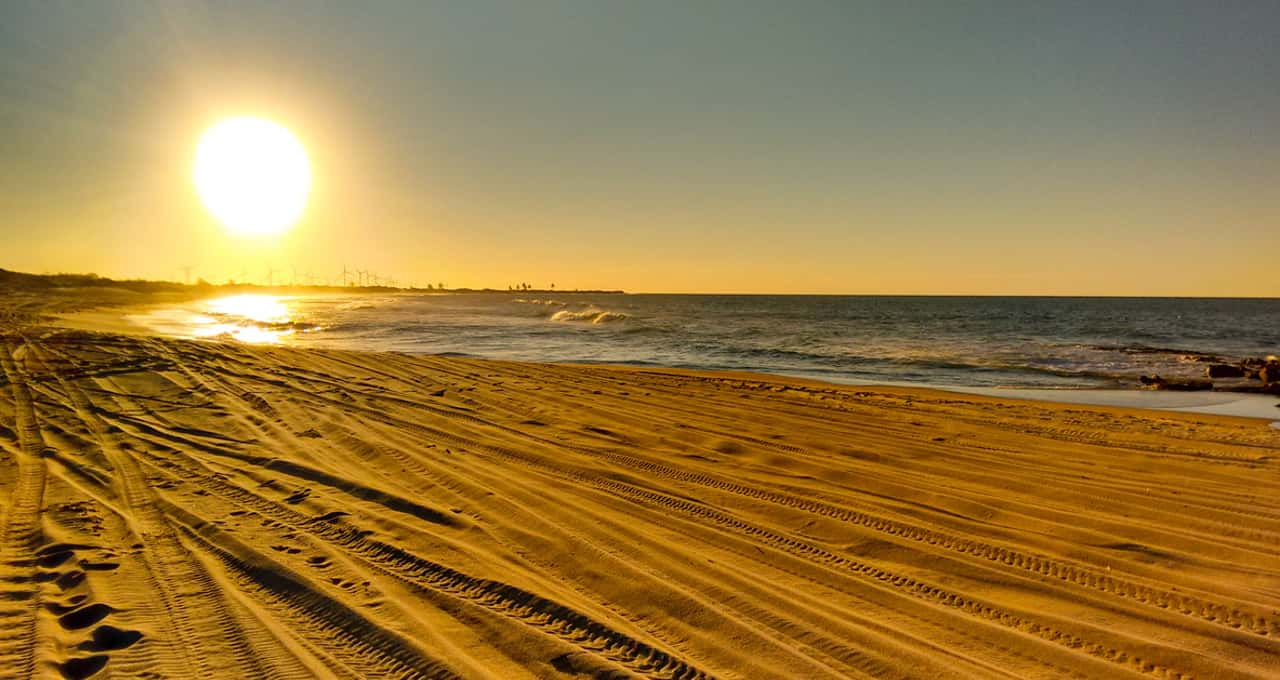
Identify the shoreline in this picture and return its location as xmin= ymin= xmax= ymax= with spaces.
xmin=53 ymin=298 xmax=1280 ymax=427
xmin=810 ymin=374 xmax=1280 ymax=425
xmin=582 ymin=361 xmax=1280 ymax=429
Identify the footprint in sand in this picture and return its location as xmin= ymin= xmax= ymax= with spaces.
xmin=80 ymin=624 xmax=143 ymax=652
xmin=60 ymin=654 xmax=109 ymax=680
xmin=38 ymin=549 xmax=75 ymax=568
xmin=43 ymin=596 xmax=87 ymax=616
xmin=55 ymin=570 xmax=87 ymax=591
xmin=58 ymin=603 xmax=114 ymax=630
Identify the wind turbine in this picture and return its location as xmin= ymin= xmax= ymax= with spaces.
xmin=179 ymin=265 xmax=194 ymax=285
xmin=265 ymin=266 xmax=280 ymax=287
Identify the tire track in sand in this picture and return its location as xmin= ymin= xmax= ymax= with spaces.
xmin=112 ymin=378 xmax=1188 ymax=679
xmin=99 ymin=341 xmax=714 ymax=680
xmin=25 ymin=339 xmax=293 ymax=679
xmin=0 ymin=341 xmax=48 ymax=677
xmin=112 ymin=415 xmax=715 ymax=680
xmin=191 ymin=350 xmax=1280 ymax=675
xmin=264 ymin=370 xmax=1280 ymax=644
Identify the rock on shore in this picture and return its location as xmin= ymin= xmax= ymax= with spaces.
xmin=1172 ymin=356 xmax=1280 ymax=398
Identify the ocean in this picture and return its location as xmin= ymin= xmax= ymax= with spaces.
xmin=131 ymin=292 xmax=1280 ymax=393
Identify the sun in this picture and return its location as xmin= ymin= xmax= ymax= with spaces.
xmin=194 ymin=117 xmax=311 ymax=235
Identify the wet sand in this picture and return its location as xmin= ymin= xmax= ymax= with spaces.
xmin=1 ymin=319 xmax=1278 ymax=678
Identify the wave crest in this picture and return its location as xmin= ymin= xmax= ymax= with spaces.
xmin=550 ymin=308 xmax=628 ymax=324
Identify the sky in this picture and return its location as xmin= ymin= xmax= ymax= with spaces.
xmin=1 ymin=1 xmax=1277 ymax=295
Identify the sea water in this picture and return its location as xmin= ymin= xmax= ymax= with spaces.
xmin=128 ymin=292 xmax=1280 ymax=418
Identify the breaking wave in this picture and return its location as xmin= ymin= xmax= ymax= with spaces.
xmin=550 ymin=308 xmax=629 ymax=324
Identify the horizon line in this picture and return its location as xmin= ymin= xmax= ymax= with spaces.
xmin=3 ymin=267 xmax=1277 ymax=301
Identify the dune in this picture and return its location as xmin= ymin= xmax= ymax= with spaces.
xmin=0 ymin=317 xmax=1278 ymax=678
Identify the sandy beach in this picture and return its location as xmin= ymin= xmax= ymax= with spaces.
xmin=6 ymin=2 xmax=1279 ymax=677
xmin=0 ymin=309 xmax=1275 ymax=679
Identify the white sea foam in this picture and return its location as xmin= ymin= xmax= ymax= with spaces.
xmin=551 ymin=308 xmax=628 ymax=324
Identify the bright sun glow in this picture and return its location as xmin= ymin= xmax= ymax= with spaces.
xmin=194 ymin=117 xmax=311 ymax=235
xmin=206 ymin=294 xmax=291 ymax=323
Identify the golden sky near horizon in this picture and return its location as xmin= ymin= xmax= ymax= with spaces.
xmin=1 ymin=3 xmax=1276 ymax=295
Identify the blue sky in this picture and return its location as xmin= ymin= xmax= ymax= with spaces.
xmin=1 ymin=1 xmax=1276 ymax=293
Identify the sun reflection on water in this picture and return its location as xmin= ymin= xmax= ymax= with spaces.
xmin=191 ymin=294 xmax=300 ymax=343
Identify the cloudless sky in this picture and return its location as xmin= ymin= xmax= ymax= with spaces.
xmin=1 ymin=1 xmax=1276 ymax=294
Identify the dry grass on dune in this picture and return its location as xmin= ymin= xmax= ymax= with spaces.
xmin=0 ymin=324 xmax=1278 ymax=679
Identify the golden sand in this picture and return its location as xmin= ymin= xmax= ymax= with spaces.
xmin=1 ymin=322 xmax=1277 ymax=678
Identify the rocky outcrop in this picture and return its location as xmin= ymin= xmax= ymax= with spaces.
xmin=1261 ymin=363 xmax=1280 ymax=384
xmin=1206 ymin=364 xmax=1245 ymax=378
xmin=1140 ymin=355 xmax=1280 ymax=399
